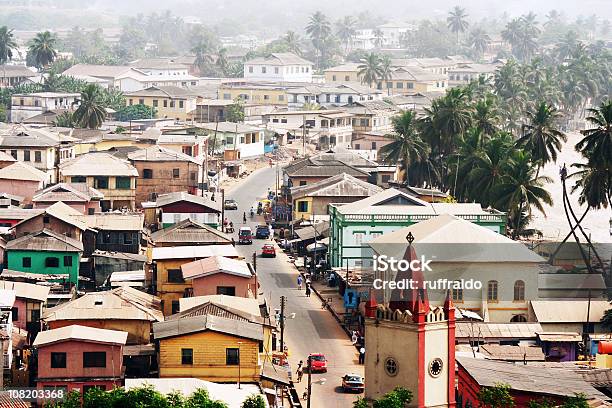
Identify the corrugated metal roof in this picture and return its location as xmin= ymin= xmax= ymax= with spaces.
xmin=0 ymin=280 xmax=49 ymax=301
xmin=151 ymin=219 xmax=230 ymax=245
xmin=537 ymin=332 xmax=583 ymax=342
xmin=538 ymin=273 xmax=607 ymax=290
xmin=181 ymin=256 xmax=253 ymax=280
xmin=33 ymin=324 xmax=128 ymax=347
xmin=32 ymin=183 xmax=103 ymax=203
xmin=152 ymin=244 xmax=239 ymax=260
xmin=458 ymin=357 xmax=609 ymax=400
xmin=480 ymin=344 xmax=545 ymax=361
xmin=75 ymin=212 xmax=144 ymax=231
xmin=93 ymin=250 xmax=147 ymax=262
xmin=291 ymin=172 xmax=382 ymax=200
xmin=295 ymin=221 xmax=330 ymax=241
xmin=153 ymin=314 xmax=263 ymax=341
xmin=59 ymin=152 xmax=139 ymax=176
xmin=245 ymin=52 xmax=312 ymax=66
xmin=456 ymin=322 xmax=542 ymax=340
xmin=154 ymin=192 xmax=221 ymax=212
xmin=0 ymin=161 xmax=47 ymax=181
xmin=128 ymin=145 xmax=200 ymax=163
xmin=178 ymin=295 xmax=262 ymax=318
xmin=6 ymin=229 xmax=83 ymax=252
xmin=530 ymin=300 xmax=611 ymax=323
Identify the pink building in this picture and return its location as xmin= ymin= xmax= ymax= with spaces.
xmin=0 ymin=162 xmax=48 ymax=204
xmin=32 ymin=183 xmax=103 ymax=215
xmin=0 ymin=280 xmax=49 ymax=338
xmin=181 ymin=256 xmax=257 ymax=298
xmin=33 ymin=325 xmax=127 ymax=393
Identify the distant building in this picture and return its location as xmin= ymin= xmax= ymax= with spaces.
xmin=149 ymin=218 xmax=231 ymax=248
xmin=0 ymin=280 xmax=49 ymax=338
xmin=243 ymin=53 xmax=313 ymax=82
xmin=448 ymin=62 xmax=502 ymax=87
xmin=286 ymin=83 xmax=383 ymax=109
xmin=198 ymin=122 xmax=265 ymax=160
xmin=0 ymin=161 xmax=49 ymax=203
xmin=9 ymin=92 xmax=80 ymax=123
xmin=146 ymin=192 xmax=221 ymax=229
xmin=124 ymin=86 xmax=199 ymax=122
xmin=32 ymin=183 xmax=103 ymax=214
xmin=181 ymin=256 xmax=257 ymax=298
xmin=0 ymin=65 xmax=36 ymax=88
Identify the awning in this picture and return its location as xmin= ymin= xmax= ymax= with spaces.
xmin=123 ymin=344 xmax=156 ymax=356
xmin=260 ymin=362 xmax=291 ymax=386
xmin=536 ymin=332 xmax=582 ymax=342
xmin=306 ymin=242 xmax=327 ymax=252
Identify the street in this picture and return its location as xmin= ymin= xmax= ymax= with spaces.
xmin=224 ymin=166 xmax=365 ymax=408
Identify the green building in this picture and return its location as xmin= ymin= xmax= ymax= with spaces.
xmin=6 ymin=229 xmax=83 ymax=284
xmin=328 ymin=188 xmax=507 ymax=268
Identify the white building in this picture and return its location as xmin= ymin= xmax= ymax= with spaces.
xmin=376 ymin=22 xmax=417 ymax=49
xmin=9 ymin=92 xmax=80 ymax=123
xmin=198 ymin=122 xmax=265 ymax=159
xmin=243 ymin=53 xmax=313 ymax=83
xmin=287 ymin=83 xmax=383 ymax=109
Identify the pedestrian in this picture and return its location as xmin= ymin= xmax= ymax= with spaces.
xmin=269 ymin=224 xmax=274 ymax=240
xmin=351 ymin=331 xmax=358 ymax=345
xmin=231 ymin=237 xmax=235 ymax=247
xmin=305 ymin=283 xmax=311 ymax=297
xmin=359 ymin=347 xmax=365 ymax=364
xmin=242 ymin=212 xmax=247 ymax=224
xmin=297 ymin=275 xmax=303 ymax=291
xmin=297 ymin=367 xmax=303 ymax=382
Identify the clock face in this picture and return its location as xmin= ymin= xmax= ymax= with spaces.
xmin=384 ymin=357 xmax=398 ymax=377
xmin=429 ymin=358 xmax=443 ymax=377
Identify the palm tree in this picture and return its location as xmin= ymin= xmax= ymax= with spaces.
xmin=468 ymin=28 xmax=491 ymax=59
xmin=192 ymin=40 xmax=214 ymax=75
xmin=336 ymin=16 xmax=356 ymax=54
xmin=555 ymin=31 xmax=579 ymax=61
xmin=378 ymin=110 xmax=429 ymax=185
xmin=373 ymin=29 xmax=384 ymax=49
xmin=357 ymin=53 xmax=383 ymax=88
xmin=306 ymin=11 xmax=331 ymax=70
xmin=447 ymin=6 xmax=469 ymax=45
xmin=544 ymin=10 xmax=562 ymax=27
xmin=380 ymin=55 xmax=393 ymax=96
xmin=283 ymin=31 xmax=302 ymax=55
xmin=493 ymin=151 xmax=553 ymax=239
xmin=0 ymin=26 xmax=18 ymax=65
xmin=473 ymin=97 xmax=500 ymax=136
xmin=576 ymin=101 xmax=612 ymax=171
xmin=216 ymin=48 xmax=229 ymax=75
xmin=73 ymin=84 xmax=107 ymax=129
xmin=516 ymin=102 xmax=567 ymax=175
xmin=28 ymin=31 xmax=57 ymax=70
xmin=468 ymin=133 xmax=514 ymax=206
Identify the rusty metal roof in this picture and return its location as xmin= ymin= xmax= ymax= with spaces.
xmin=151 ymin=218 xmax=230 ymax=245
xmin=6 ymin=229 xmax=83 ymax=252
xmin=153 ymin=313 xmax=263 ymax=341
xmin=290 ymin=172 xmax=382 ymax=200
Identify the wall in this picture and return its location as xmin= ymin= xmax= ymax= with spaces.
xmin=59 ymin=175 xmax=136 ymax=211
xmin=7 ymin=250 xmax=80 ymax=284
xmin=15 ymin=215 xmax=82 ymax=240
xmin=48 ymin=319 xmax=150 ymax=345
xmin=124 ymin=97 xmax=197 ymax=122
xmin=244 ymin=63 xmax=312 ymax=82
xmin=157 ymin=259 xmax=193 ymax=316
xmin=133 ymin=161 xmax=201 ymax=206
xmin=0 ymin=179 xmax=43 ymax=204
xmin=191 ymin=273 xmax=256 ymax=299
xmin=218 ymin=86 xmax=287 ymax=106
xmin=159 ymin=330 xmax=260 ymax=382
xmin=33 ymin=200 xmax=101 ymax=215
xmin=37 ymin=339 xmax=123 ymax=380
xmin=325 ymin=70 xmax=360 ymax=83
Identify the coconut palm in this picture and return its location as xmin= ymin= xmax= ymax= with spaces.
xmin=0 ymin=26 xmax=18 ymax=65
xmin=516 ymin=102 xmax=566 ymax=174
xmin=216 ymin=48 xmax=229 ymax=75
xmin=473 ymin=97 xmax=500 ymax=136
xmin=192 ymin=40 xmax=214 ymax=75
xmin=336 ymin=16 xmax=356 ymax=53
xmin=373 ymin=29 xmax=384 ymax=49
xmin=283 ymin=31 xmax=302 ymax=56
xmin=28 ymin=31 xmax=57 ymax=69
xmin=544 ymin=10 xmax=562 ymax=27
xmin=447 ymin=6 xmax=469 ymax=45
xmin=73 ymin=84 xmax=107 ymax=129
xmin=468 ymin=133 xmax=514 ymax=206
xmin=493 ymin=151 xmax=553 ymax=239
xmin=555 ymin=31 xmax=579 ymax=61
xmin=468 ymin=28 xmax=490 ymax=59
xmin=378 ymin=110 xmax=430 ymax=185
xmin=357 ymin=53 xmax=383 ymax=88
xmin=576 ymin=101 xmax=612 ymax=170
xmin=306 ymin=11 xmax=332 ymax=69
xmin=571 ymin=162 xmax=611 ymax=209
xmin=380 ymin=55 xmax=393 ymax=95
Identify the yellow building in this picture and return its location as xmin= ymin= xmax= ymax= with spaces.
xmin=377 ymin=67 xmax=448 ymax=94
xmin=124 ymin=86 xmax=199 ymax=122
xmin=324 ymin=63 xmax=361 ymax=83
xmin=58 ymin=151 xmax=139 ymax=211
xmin=153 ymin=303 xmax=266 ymax=382
xmin=218 ymin=82 xmax=288 ymax=106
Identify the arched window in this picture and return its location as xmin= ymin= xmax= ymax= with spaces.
xmin=487 ymin=280 xmax=498 ymax=302
xmin=514 ymin=280 xmax=525 ymax=301
xmin=452 ymin=287 xmax=463 ymax=302
xmin=511 ymin=314 xmax=527 ymax=322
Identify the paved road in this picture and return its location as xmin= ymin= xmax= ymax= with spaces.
xmin=224 ymin=167 xmax=364 ymax=408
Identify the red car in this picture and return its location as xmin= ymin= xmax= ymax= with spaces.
xmin=262 ymin=244 xmax=276 ymax=257
xmin=308 ymin=353 xmax=327 ymax=373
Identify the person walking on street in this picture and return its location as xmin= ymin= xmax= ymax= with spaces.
xmin=359 ymin=347 xmax=365 ymax=364
xmin=296 ymin=360 xmax=304 ymax=382
xmin=297 ymin=275 xmax=303 ymax=291
xmin=305 ymin=283 xmax=311 ymax=297
xmin=242 ymin=212 xmax=247 ymax=224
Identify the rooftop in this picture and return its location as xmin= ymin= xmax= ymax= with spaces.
xmin=15 ymin=201 xmax=88 ymax=231
xmin=0 ymin=161 xmax=48 ymax=182
xmin=178 ymin=295 xmax=262 ymax=318
xmin=33 ymin=324 xmax=128 ymax=347
xmin=32 ymin=183 xmax=104 ymax=203
xmin=290 ymin=172 xmax=383 ymax=200
xmin=198 ymin=122 xmax=262 ymax=134
xmin=75 ymin=212 xmax=144 ymax=231
xmin=154 ymin=192 xmax=221 ymax=213
xmin=530 ymin=300 xmax=611 ymax=323
xmin=6 ymin=229 xmax=83 ymax=252
xmin=59 ymin=152 xmax=139 ymax=177
xmin=245 ymin=52 xmax=312 ymax=66
xmin=127 ymin=145 xmax=200 ymax=164
xmin=151 ymin=244 xmax=239 ymax=260
xmin=124 ymin=86 xmax=199 ymax=99
xmin=181 ymin=256 xmax=253 ymax=280
xmin=150 ymin=218 xmax=231 ymax=245
xmin=0 ymin=65 xmax=36 ymax=78
xmin=0 ymin=280 xmax=50 ymax=302
xmin=153 ymin=313 xmax=263 ymax=341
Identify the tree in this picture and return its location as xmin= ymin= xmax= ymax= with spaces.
xmin=380 ymin=55 xmax=393 ymax=95
xmin=373 ymin=28 xmax=384 ymax=49
xmin=226 ymin=98 xmax=245 ymax=123
xmin=283 ymin=31 xmax=302 ymax=55
xmin=336 ymin=16 xmax=357 ymax=53
xmin=0 ymin=26 xmax=18 ymax=65
xmin=477 ymin=383 xmax=515 ymax=408
xmin=192 ymin=40 xmax=215 ymax=76
xmin=561 ymin=394 xmax=590 ymax=408
xmin=28 ymin=31 xmax=58 ymax=69
xmin=357 ymin=53 xmax=383 ymax=88
xmin=447 ymin=6 xmax=469 ymax=45
xmin=373 ymin=387 xmax=413 ymax=408
xmin=516 ymin=102 xmax=566 ymax=175
xmin=52 ymin=111 xmax=76 ymax=127
xmin=468 ymin=28 xmax=491 ymax=59
xmin=73 ymin=84 xmax=107 ymax=129
xmin=601 ymin=308 xmax=612 ymax=333
xmin=379 ymin=110 xmax=429 ymax=185
xmin=241 ymin=394 xmax=265 ymax=408
xmin=306 ymin=11 xmax=332 ymax=70
xmin=115 ymin=104 xmax=156 ymax=121
xmin=216 ymin=48 xmax=229 ymax=75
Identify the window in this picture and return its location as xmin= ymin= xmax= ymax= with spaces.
xmin=264 ymin=95 xmax=270 ymax=100
xmin=169 ymin=101 xmax=175 ymax=108
xmin=71 ymin=176 xmax=86 ymax=183
xmin=514 ymin=280 xmax=525 ymax=301
xmin=272 ymin=118 xmax=279 ymax=123
xmin=248 ymin=66 xmax=253 ymax=73
xmin=83 ymin=352 xmax=106 ymax=368
xmin=181 ymin=348 xmax=193 ymax=365
xmin=167 ymin=269 xmax=184 ymax=283
xmin=407 ymin=82 xmax=414 ymax=89
xmin=138 ymin=98 xmax=144 ymax=105
xmin=223 ymin=93 xmax=231 ymax=100
xmin=280 ymin=118 xmax=287 ymax=123
xmin=143 ymin=169 xmax=153 ymax=179
xmin=217 ymin=286 xmax=236 ymax=296
xmin=43 ymin=216 xmax=50 ymax=224
xmin=51 ymin=352 xmax=66 ymax=369
xmin=278 ymin=95 xmax=284 ymax=101
xmin=299 ymin=181 xmax=307 ymax=186
xmin=63 ymin=256 xmax=72 ymax=267
xmin=23 ymin=150 xmax=30 ymax=161
xmin=371 ymin=142 xmax=377 ymax=149
xmin=487 ymin=280 xmax=498 ymax=302
xmin=190 ymin=172 xmax=196 ymax=180
xmin=262 ymin=66 xmax=266 ymax=73
xmin=11 ymin=307 xmax=18 ymax=321
xmin=226 ymin=348 xmax=239 ymax=365
xmin=353 ymin=232 xmax=365 ymax=245
xmin=171 ymin=300 xmax=180 ymax=314
xmin=274 ymin=67 xmax=279 ymax=74
xmin=153 ymin=99 xmax=158 ymax=107
xmin=115 ymin=177 xmax=131 ymax=190
xmin=332 ymin=75 xmax=336 ymax=81
xmin=179 ymin=101 xmax=184 ymax=109
xmin=163 ymin=100 xmax=168 ymax=107
xmin=22 ymin=257 xmax=31 ymax=268
xmin=384 ymin=357 xmax=398 ymax=376
xmin=10 ymin=150 xmax=17 ymax=159
xmin=297 ymin=201 xmax=308 ymax=212
xmin=396 ymin=82 xmax=403 ymax=89
xmin=452 ymin=287 xmax=463 ymax=302
xmin=45 ymin=257 xmax=59 ymax=268
xmin=94 ymin=176 xmax=109 ymax=189
xmin=123 ymin=232 xmax=133 ymax=244
xmin=172 ymin=168 xmax=180 ymax=178
xmin=129 ymin=99 xmax=133 ymax=106
xmin=345 ymin=75 xmax=350 ymax=81
xmin=35 ymin=151 xmax=42 ymax=162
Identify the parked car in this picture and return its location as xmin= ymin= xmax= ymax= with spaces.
xmin=262 ymin=244 xmax=276 ymax=257
xmin=255 ymin=224 xmax=270 ymax=239
xmin=308 ymin=353 xmax=327 ymax=373
xmin=341 ymin=374 xmax=365 ymax=393
xmin=238 ymin=227 xmax=253 ymax=244
xmin=224 ymin=199 xmax=238 ymax=210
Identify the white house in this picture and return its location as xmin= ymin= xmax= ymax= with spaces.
xmin=243 ymin=53 xmax=313 ymax=82
xmin=287 ymin=83 xmax=383 ymax=109
xmin=9 ymin=92 xmax=80 ymax=123
xmin=198 ymin=122 xmax=265 ymax=159
xmin=376 ymin=22 xmax=417 ymax=48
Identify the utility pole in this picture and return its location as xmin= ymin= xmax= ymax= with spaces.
xmin=252 ymin=252 xmax=257 ymax=272
xmin=307 ymin=355 xmax=312 ymax=408
xmin=302 ymin=114 xmax=306 ymax=157
xmin=279 ymin=295 xmax=286 ymax=354
xmin=221 ymin=188 xmax=225 ymax=230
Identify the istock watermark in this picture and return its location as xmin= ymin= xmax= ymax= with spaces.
xmin=372 ymin=278 xmax=483 ymax=291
